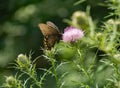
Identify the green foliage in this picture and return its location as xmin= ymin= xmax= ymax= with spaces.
xmin=1 ymin=0 xmax=120 ymax=88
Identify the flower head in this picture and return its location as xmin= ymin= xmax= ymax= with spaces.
xmin=62 ymin=27 xmax=84 ymax=42
xmin=6 ymin=76 xmax=16 ymax=86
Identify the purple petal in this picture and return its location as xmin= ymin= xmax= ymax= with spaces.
xmin=62 ymin=27 xmax=84 ymax=42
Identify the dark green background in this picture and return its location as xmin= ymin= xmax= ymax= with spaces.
xmin=0 ymin=0 xmax=109 ymax=86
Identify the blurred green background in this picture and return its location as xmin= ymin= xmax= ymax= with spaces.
xmin=0 ymin=0 xmax=109 ymax=86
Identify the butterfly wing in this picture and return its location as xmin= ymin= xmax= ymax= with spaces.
xmin=46 ymin=21 xmax=59 ymax=31
xmin=44 ymin=35 xmax=60 ymax=50
xmin=38 ymin=21 xmax=61 ymax=50
xmin=38 ymin=22 xmax=59 ymax=36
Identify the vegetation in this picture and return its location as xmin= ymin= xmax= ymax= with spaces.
xmin=0 ymin=0 xmax=120 ymax=88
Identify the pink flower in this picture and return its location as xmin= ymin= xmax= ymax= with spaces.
xmin=62 ymin=27 xmax=84 ymax=42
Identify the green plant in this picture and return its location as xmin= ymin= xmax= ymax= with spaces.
xmin=2 ymin=0 xmax=120 ymax=88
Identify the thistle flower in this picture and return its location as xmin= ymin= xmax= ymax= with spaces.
xmin=62 ymin=27 xmax=84 ymax=42
xmin=17 ymin=54 xmax=28 ymax=64
xmin=6 ymin=76 xmax=17 ymax=87
xmin=17 ymin=54 xmax=31 ymax=69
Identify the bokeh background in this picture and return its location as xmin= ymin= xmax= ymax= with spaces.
xmin=0 ymin=0 xmax=109 ymax=86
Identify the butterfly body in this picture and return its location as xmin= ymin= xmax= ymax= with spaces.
xmin=38 ymin=21 xmax=61 ymax=50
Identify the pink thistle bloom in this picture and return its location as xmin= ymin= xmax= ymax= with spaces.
xmin=62 ymin=27 xmax=84 ymax=42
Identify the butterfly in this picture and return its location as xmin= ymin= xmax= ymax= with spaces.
xmin=38 ymin=21 xmax=61 ymax=50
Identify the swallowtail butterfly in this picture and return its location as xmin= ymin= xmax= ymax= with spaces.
xmin=38 ymin=21 xmax=61 ymax=50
